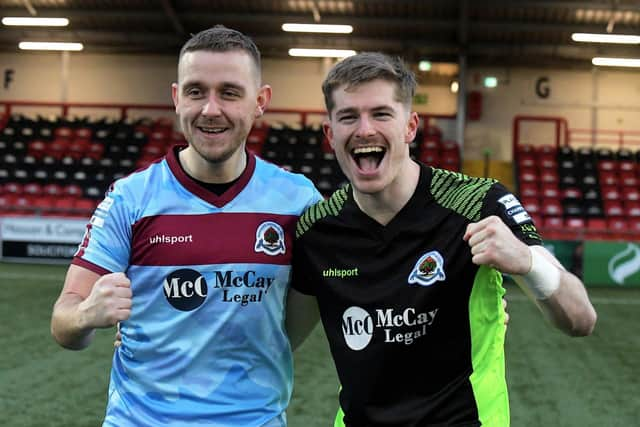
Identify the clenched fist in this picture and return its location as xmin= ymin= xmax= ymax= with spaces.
xmin=463 ymin=215 xmax=531 ymax=275
xmin=78 ymin=272 xmax=132 ymax=329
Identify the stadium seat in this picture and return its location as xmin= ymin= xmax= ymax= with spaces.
xmin=4 ymin=182 xmax=23 ymax=195
xmin=540 ymin=183 xmax=560 ymax=199
xmin=628 ymin=218 xmax=640 ymax=239
xmin=561 ymin=187 xmax=582 ymax=201
xmin=601 ymin=186 xmax=621 ymax=201
xmin=562 ymin=200 xmax=584 ymax=217
xmin=517 ymin=152 xmax=536 ymax=169
xmin=440 ymin=152 xmax=460 ymax=171
xmin=584 ymin=201 xmax=604 ymax=218
xmin=542 ymin=216 xmax=563 ymax=231
xmin=421 ymin=135 xmax=441 ymax=151
xmin=625 ymin=201 xmax=640 ymax=217
xmin=565 ymin=217 xmax=586 ymax=239
xmin=521 ymin=197 xmax=541 ymax=215
xmin=603 ymin=200 xmax=624 ymax=217
xmin=518 ymin=167 xmax=538 ymax=184
xmin=622 ymin=187 xmax=640 ymax=201
xmin=540 ymin=169 xmax=558 ymax=185
xmin=540 ymin=198 xmax=563 ymax=217
xmin=607 ymin=218 xmax=629 ymax=240
xmin=616 ymin=148 xmax=634 ymax=162
xmin=557 ymin=145 xmax=575 ymax=161
xmin=43 ymin=183 xmax=63 ymax=196
xmin=519 ymin=182 xmax=539 ymax=198
xmin=620 ymin=171 xmax=638 ymax=187
xmin=597 ymin=160 xmax=616 ymax=173
xmin=538 ymin=155 xmax=557 ymax=170
xmin=582 ymin=172 xmax=598 ymax=187
xmin=596 ymin=147 xmax=614 ymax=161
xmin=73 ymin=198 xmax=96 ymax=217
xmin=559 ymin=173 xmax=577 ymax=188
xmin=419 ymin=149 xmax=440 ymax=167
xmin=586 ymin=218 xmax=608 ymax=240
xmin=576 ymin=147 xmax=594 ymax=163
xmin=23 ymin=183 xmax=43 ymax=196
xmin=86 ymin=143 xmax=105 ymax=160
xmin=618 ymin=160 xmax=636 ymax=173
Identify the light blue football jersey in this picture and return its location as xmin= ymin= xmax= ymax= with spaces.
xmin=73 ymin=146 xmax=322 ymax=427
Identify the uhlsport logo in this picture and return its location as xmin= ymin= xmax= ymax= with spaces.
xmin=254 ymin=221 xmax=286 ymax=256
xmin=163 ymin=269 xmax=208 ymax=311
xmin=407 ymin=251 xmax=446 ymax=286
xmin=342 ymin=306 xmax=439 ymax=350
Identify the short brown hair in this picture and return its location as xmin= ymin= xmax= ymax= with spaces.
xmin=322 ymin=52 xmax=416 ymax=114
xmin=178 ymin=25 xmax=261 ymax=80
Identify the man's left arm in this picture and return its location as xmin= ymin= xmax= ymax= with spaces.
xmin=464 ymin=216 xmax=597 ymax=337
xmin=285 ymin=288 xmax=320 ymax=351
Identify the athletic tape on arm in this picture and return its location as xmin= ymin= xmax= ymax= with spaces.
xmin=513 ymin=247 xmax=561 ymax=300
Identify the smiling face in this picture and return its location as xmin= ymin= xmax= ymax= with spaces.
xmin=324 ymin=78 xmax=419 ymax=196
xmin=171 ymin=49 xmax=270 ymax=180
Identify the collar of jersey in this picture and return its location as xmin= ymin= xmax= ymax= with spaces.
xmin=166 ymin=144 xmax=256 ymax=208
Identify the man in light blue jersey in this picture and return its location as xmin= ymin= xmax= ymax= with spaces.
xmin=51 ymin=26 xmax=322 ymax=427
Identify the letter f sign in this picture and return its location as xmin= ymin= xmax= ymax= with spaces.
xmin=4 ymin=69 xmax=14 ymax=89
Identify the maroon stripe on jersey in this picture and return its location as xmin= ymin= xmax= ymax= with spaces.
xmin=72 ymin=257 xmax=112 ymax=276
xmin=130 ymin=212 xmax=297 ymax=266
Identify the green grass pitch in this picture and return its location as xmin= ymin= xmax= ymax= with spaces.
xmin=1 ymin=262 xmax=638 ymax=426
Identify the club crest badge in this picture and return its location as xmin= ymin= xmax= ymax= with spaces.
xmin=254 ymin=221 xmax=286 ymax=256
xmin=408 ymin=250 xmax=446 ymax=287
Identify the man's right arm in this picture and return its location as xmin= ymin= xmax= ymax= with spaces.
xmin=51 ymin=265 xmax=132 ymax=350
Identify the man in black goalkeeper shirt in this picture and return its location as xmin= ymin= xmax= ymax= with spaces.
xmin=286 ymin=52 xmax=597 ymax=426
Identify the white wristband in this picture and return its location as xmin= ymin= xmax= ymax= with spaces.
xmin=515 ymin=247 xmax=561 ymax=300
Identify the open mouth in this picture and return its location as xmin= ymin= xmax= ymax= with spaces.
xmin=351 ymin=146 xmax=386 ymax=173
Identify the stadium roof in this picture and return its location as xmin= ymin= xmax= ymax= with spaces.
xmin=1 ymin=0 xmax=640 ymax=71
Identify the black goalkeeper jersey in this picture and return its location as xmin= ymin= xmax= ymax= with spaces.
xmin=292 ymin=164 xmax=542 ymax=427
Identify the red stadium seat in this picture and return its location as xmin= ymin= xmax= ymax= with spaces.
xmin=625 ymin=201 xmax=640 ymax=217
xmin=519 ymin=182 xmax=539 ymax=198
xmin=597 ymin=160 xmax=616 ymax=172
xmin=620 ymin=171 xmax=638 ymax=187
xmin=607 ymin=218 xmax=629 ymax=240
xmin=622 ymin=187 xmax=640 ymax=201
xmin=604 ymin=200 xmax=624 ymax=217
xmin=519 ymin=167 xmax=538 ymax=184
xmin=23 ymin=183 xmax=43 ymax=196
xmin=53 ymin=197 xmax=77 ymax=216
xmin=540 ymin=169 xmax=559 ymax=184
xmin=43 ymin=183 xmax=63 ymax=196
xmin=540 ymin=197 xmax=562 ymax=217
xmin=565 ymin=217 xmax=586 ymax=240
xmin=628 ymin=218 xmax=640 ymax=239
xmin=518 ymin=153 xmax=536 ymax=169
xmin=618 ymin=160 xmax=636 ymax=173
xmin=599 ymin=171 xmax=618 ymax=186
xmin=601 ymin=186 xmax=621 ymax=201
xmin=561 ymin=187 xmax=582 ymax=201
xmin=74 ymin=198 xmax=97 ymax=217
xmin=440 ymin=152 xmax=460 ymax=171
xmin=419 ymin=149 xmax=440 ymax=167
xmin=538 ymin=155 xmax=557 ymax=170
xmin=421 ymin=136 xmax=441 ymax=152
xmin=521 ymin=197 xmax=541 ymax=215
xmin=540 ymin=183 xmax=560 ymax=199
